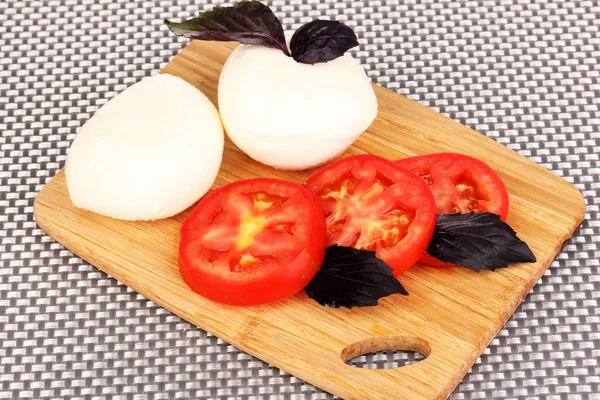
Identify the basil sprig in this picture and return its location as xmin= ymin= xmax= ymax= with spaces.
xmin=166 ymin=1 xmax=358 ymax=64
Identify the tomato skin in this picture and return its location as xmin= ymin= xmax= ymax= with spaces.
xmin=417 ymin=252 xmax=455 ymax=268
xmin=305 ymin=154 xmax=437 ymax=275
xmin=396 ymin=153 xmax=509 ymax=268
xmin=179 ymin=179 xmax=327 ymax=306
xmin=396 ymin=153 xmax=509 ymax=219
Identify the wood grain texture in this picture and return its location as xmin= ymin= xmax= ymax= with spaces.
xmin=34 ymin=41 xmax=586 ymax=400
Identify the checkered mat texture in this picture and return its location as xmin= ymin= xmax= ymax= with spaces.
xmin=1 ymin=0 xmax=599 ymax=399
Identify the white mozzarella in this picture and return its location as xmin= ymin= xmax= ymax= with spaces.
xmin=66 ymin=73 xmax=224 ymax=221
xmin=218 ymin=45 xmax=378 ymax=170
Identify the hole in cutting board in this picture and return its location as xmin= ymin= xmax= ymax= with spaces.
xmin=341 ymin=336 xmax=430 ymax=369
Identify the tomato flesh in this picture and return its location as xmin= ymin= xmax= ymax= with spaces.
xmin=396 ymin=153 xmax=509 ymax=268
xmin=316 ymin=174 xmax=415 ymax=251
xmin=305 ymin=155 xmax=436 ymax=275
xmin=179 ymin=178 xmax=327 ymax=305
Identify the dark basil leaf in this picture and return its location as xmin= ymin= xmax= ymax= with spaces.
xmin=290 ymin=19 xmax=358 ymax=64
xmin=165 ymin=1 xmax=289 ymax=56
xmin=305 ymin=245 xmax=408 ymax=308
xmin=427 ymin=212 xmax=537 ymax=271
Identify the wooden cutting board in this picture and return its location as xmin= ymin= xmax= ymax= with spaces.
xmin=34 ymin=41 xmax=586 ymax=400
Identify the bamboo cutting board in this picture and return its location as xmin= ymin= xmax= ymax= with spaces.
xmin=34 ymin=41 xmax=586 ymax=400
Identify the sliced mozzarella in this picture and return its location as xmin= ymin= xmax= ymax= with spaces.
xmin=66 ymin=73 xmax=224 ymax=221
xmin=219 ymin=45 xmax=378 ymax=170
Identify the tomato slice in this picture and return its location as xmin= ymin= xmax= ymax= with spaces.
xmin=304 ymin=154 xmax=436 ymax=275
xmin=179 ymin=178 xmax=327 ymax=305
xmin=396 ymin=153 xmax=509 ymax=268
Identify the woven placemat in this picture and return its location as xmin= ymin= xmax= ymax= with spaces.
xmin=1 ymin=0 xmax=598 ymax=398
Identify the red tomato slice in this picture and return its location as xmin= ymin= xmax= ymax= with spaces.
xmin=396 ymin=152 xmax=509 ymax=268
xmin=304 ymin=154 xmax=437 ymax=275
xmin=179 ymin=178 xmax=327 ymax=305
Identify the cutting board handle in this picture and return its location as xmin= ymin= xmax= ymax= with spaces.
xmin=341 ymin=335 xmax=431 ymax=364
xmin=335 ymin=335 xmax=442 ymax=399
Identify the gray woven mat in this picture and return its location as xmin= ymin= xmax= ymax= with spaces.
xmin=1 ymin=0 xmax=599 ymax=399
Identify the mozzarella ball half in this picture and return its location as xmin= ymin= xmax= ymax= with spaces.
xmin=66 ymin=73 xmax=224 ymax=221
xmin=218 ymin=45 xmax=378 ymax=170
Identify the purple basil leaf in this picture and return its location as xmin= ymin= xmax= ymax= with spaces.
xmin=305 ymin=245 xmax=408 ymax=309
xmin=427 ymin=212 xmax=537 ymax=271
xmin=165 ymin=1 xmax=289 ymax=56
xmin=290 ymin=19 xmax=359 ymax=64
